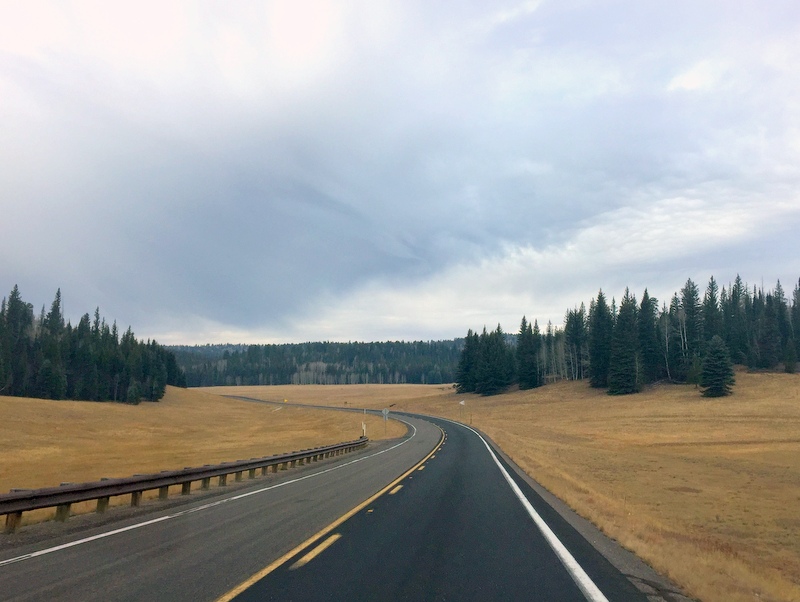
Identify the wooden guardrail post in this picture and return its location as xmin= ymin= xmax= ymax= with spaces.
xmin=5 ymin=511 xmax=22 ymax=534
xmin=201 ymin=477 xmax=210 ymax=490
xmin=131 ymin=491 xmax=142 ymax=507
xmin=181 ymin=482 xmax=191 ymax=495
xmin=235 ymin=471 xmax=243 ymax=482
xmin=219 ymin=474 xmax=227 ymax=487
xmin=97 ymin=496 xmax=110 ymax=513
xmin=158 ymin=486 xmax=169 ymax=500
xmin=248 ymin=468 xmax=256 ymax=479
xmin=55 ymin=503 xmax=71 ymax=522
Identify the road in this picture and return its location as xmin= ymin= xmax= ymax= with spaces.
xmin=0 ymin=412 xmax=649 ymax=601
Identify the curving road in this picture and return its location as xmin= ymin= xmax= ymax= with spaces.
xmin=0 ymin=410 xmax=655 ymax=601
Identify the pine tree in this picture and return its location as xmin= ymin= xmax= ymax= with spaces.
xmin=701 ymin=335 xmax=735 ymax=397
xmin=564 ymin=305 xmax=587 ymax=380
xmin=608 ymin=289 xmax=640 ymax=395
xmin=475 ymin=325 xmax=514 ymax=396
xmin=588 ymin=290 xmax=613 ymax=388
xmin=702 ymin=276 xmax=721 ymax=342
xmin=754 ymin=294 xmax=781 ymax=369
xmin=638 ymin=290 xmax=661 ymax=383
xmin=456 ymin=329 xmax=480 ymax=393
xmin=516 ymin=317 xmax=539 ymax=389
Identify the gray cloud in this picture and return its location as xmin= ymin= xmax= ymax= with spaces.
xmin=1 ymin=1 xmax=799 ymax=342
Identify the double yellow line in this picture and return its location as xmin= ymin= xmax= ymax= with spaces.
xmin=215 ymin=426 xmax=445 ymax=602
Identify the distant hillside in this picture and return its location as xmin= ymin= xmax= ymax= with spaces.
xmin=170 ymin=340 xmax=463 ymax=387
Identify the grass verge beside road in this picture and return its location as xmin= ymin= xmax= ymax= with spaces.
xmin=207 ymin=374 xmax=800 ymax=602
xmin=0 ymin=386 xmax=406 ymax=525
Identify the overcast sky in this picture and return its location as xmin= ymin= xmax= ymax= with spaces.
xmin=2 ymin=1 xmax=799 ymax=344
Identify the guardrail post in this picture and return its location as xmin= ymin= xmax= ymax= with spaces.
xmin=201 ymin=477 xmax=210 ymax=490
xmin=235 ymin=471 xmax=243 ymax=482
xmin=219 ymin=474 xmax=227 ymax=487
xmin=181 ymin=482 xmax=191 ymax=495
xmin=4 ymin=511 xmax=22 ymax=534
xmin=97 ymin=496 xmax=110 ymax=513
xmin=55 ymin=503 xmax=71 ymax=522
xmin=131 ymin=491 xmax=142 ymax=507
xmin=249 ymin=469 xmax=256 ymax=479
xmin=158 ymin=486 xmax=169 ymax=500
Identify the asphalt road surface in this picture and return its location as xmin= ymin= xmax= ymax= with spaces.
xmin=0 ymin=412 xmax=650 ymax=601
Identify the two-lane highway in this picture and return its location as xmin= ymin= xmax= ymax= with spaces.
xmin=224 ymin=414 xmax=646 ymax=601
xmin=1 ymin=411 xmax=650 ymax=601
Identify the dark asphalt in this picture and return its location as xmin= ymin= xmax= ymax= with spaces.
xmin=231 ymin=414 xmax=647 ymax=602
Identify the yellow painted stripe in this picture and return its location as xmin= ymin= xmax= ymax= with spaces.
xmin=289 ymin=533 xmax=341 ymax=570
xmin=417 ymin=466 xmax=425 ymax=471
xmin=389 ymin=485 xmax=403 ymax=495
xmin=215 ymin=426 xmax=445 ymax=602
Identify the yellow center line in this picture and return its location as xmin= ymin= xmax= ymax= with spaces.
xmin=289 ymin=534 xmax=341 ymax=570
xmin=389 ymin=485 xmax=403 ymax=495
xmin=417 ymin=466 xmax=425 ymax=471
xmin=215 ymin=425 xmax=445 ymax=602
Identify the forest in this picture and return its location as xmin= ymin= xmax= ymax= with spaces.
xmin=171 ymin=340 xmax=461 ymax=387
xmin=456 ymin=275 xmax=800 ymax=396
xmin=0 ymin=286 xmax=186 ymax=403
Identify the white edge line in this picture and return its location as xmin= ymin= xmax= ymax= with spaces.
xmin=0 ymin=422 xmax=418 ymax=569
xmin=437 ymin=417 xmax=609 ymax=602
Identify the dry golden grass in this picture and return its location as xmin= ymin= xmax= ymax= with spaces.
xmin=0 ymin=386 xmax=405 ymax=525
xmin=216 ymin=375 xmax=800 ymax=602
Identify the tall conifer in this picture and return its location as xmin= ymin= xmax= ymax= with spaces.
xmin=588 ymin=290 xmax=613 ymax=388
xmin=608 ymin=289 xmax=640 ymax=394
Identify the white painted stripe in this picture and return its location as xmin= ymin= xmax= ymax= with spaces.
xmin=440 ymin=418 xmax=609 ymax=602
xmin=0 ymin=422 xmax=418 ymax=569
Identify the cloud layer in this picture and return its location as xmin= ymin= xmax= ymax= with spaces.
xmin=2 ymin=1 xmax=799 ymax=343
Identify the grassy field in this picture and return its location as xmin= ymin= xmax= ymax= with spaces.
xmin=205 ymin=373 xmax=800 ymax=602
xmin=0 ymin=386 xmax=406 ymax=524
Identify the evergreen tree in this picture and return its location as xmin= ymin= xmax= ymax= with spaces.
xmin=668 ymin=293 xmax=689 ymax=381
xmin=532 ymin=319 xmax=543 ymax=386
xmin=638 ymin=290 xmax=661 ymax=383
xmin=792 ymin=279 xmax=800 ymax=363
xmin=475 ymin=325 xmax=514 ymax=396
xmin=5 ymin=285 xmax=34 ymax=396
xmin=588 ymin=290 xmax=613 ymax=388
xmin=516 ymin=317 xmax=540 ymax=389
xmin=680 ymin=278 xmax=703 ymax=362
xmin=564 ymin=305 xmax=587 ymax=380
xmin=702 ymin=276 xmax=721 ymax=342
xmin=701 ymin=335 xmax=735 ymax=397
xmin=608 ymin=289 xmax=640 ymax=394
xmin=456 ymin=329 xmax=480 ymax=393
xmin=754 ymin=293 xmax=781 ymax=369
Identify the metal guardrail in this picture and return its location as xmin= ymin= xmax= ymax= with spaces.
xmin=1 ymin=436 xmax=369 ymax=534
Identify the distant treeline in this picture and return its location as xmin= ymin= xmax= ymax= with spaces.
xmin=170 ymin=340 xmax=462 ymax=387
xmin=0 ymin=286 xmax=186 ymax=403
xmin=457 ymin=275 xmax=800 ymax=396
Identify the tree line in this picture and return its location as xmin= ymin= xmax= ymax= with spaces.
xmin=457 ymin=275 xmax=800 ymax=396
xmin=0 ymin=286 xmax=186 ymax=403
xmin=171 ymin=340 xmax=461 ymax=387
